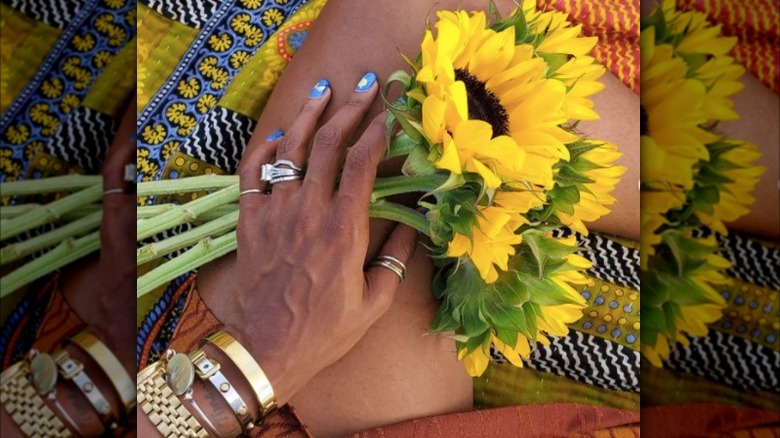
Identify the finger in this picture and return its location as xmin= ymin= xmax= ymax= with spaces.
xmin=335 ymin=111 xmax=388 ymax=213
xmin=363 ymin=223 xmax=419 ymax=315
xmin=304 ymin=72 xmax=378 ymax=198
xmin=272 ymin=79 xmax=332 ymax=195
xmin=237 ymin=137 xmax=277 ymax=214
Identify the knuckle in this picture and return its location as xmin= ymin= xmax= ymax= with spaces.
xmin=344 ymin=95 xmax=368 ymax=108
xmin=313 ymin=125 xmax=343 ymax=151
xmin=346 ymin=145 xmax=373 ymax=172
xmin=277 ymin=135 xmax=301 ymax=155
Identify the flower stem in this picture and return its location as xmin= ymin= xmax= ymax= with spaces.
xmin=0 ymin=185 xmax=103 ymax=241
xmin=137 ymin=204 xmax=238 ymax=220
xmin=369 ymin=200 xmax=429 ymax=236
xmin=137 ymin=175 xmax=238 ymax=196
xmin=0 ymin=175 xmax=101 ymax=196
xmin=0 ymin=231 xmax=100 ymax=297
xmin=371 ymin=174 xmax=448 ymax=201
xmin=137 ymin=232 xmax=237 ymax=298
xmin=136 ymin=184 xmax=239 ymax=241
xmin=137 ymin=210 xmax=240 ymax=265
xmin=1 ymin=210 xmax=102 ymax=266
xmin=0 ymin=204 xmax=39 ymax=219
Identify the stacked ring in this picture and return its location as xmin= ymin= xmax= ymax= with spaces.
xmin=370 ymin=255 xmax=407 ymax=280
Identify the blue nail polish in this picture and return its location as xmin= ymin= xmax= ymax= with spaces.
xmin=266 ymin=130 xmax=284 ymax=141
xmin=310 ymin=79 xmax=330 ymax=99
xmin=355 ymin=72 xmax=377 ymax=92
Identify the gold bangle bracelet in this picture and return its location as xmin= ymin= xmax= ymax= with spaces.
xmin=70 ymin=331 xmax=135 ymax=413
xmin=204 ymin=331 xmax=277 ymax=421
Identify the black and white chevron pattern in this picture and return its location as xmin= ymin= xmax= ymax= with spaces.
xmin=551 ymin=229 xmax=640 ymax=290
xmin=178 ymin=106 xmax=255 ymax=175
xmin=490 ymin=330 xmax=640 ymax=393
xmin=3 ymin=0 xmax=82 ymax=29
xmin=44 ymin=107 xmax=117 ymax=174
xmin=668 ymin=330 xmax=780 ymax=393
xmin=719 ymin=233 xmax=780 ymax=291
xmin=141 ymin=0 xmax=223 ymax=29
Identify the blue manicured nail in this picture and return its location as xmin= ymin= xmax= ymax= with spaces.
xmin=310 ymin=79 xmax=330 ymax=99
xmin=355 ymin=72 xmax=377 ymax=92
xmin=266 ymin=130 xmax=284 ymax=141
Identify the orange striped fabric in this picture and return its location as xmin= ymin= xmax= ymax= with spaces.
xmin=677 ymin=0 xmax=779 ymax=95
xmin=537 ymin=0 xmax=640 ymax=95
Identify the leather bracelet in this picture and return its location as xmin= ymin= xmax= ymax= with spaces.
xmin=0 ymin=360 xmax=72 ymax=437
xmin=53 ymin=348 xmax=116 ymax=431
xmin=70 ymin=331 xmax=135 ymax=413
xmin=204 ymin=331 xmax=277 ymax=422
xmin=191 ymin=349 xmax=256 ymax=432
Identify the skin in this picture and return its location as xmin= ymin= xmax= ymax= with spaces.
xmin=191 ymin=0 xmax=640 ymax=436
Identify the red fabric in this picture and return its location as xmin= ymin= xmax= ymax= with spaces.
xmin=348 ymin=403 xmax=639 ymax=438
xmin=642 ymin=403 xmax=780 ymax=437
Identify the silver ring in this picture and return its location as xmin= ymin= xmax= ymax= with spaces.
xmin=270 ymin=174 xmax=303 ymax=184
xmin=370 ymin=255 xmax=407 ymax=280
xmin=261 ymin=160 xmax=304 ymax=184
xmin=240 ymin=188 xmax=265 ymax=197
xmin=103 ymin=188 xmax=124 ymax=196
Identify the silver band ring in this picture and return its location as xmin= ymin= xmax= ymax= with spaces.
xmin=240 ymin=188 xmax=265 ymax=197
xmin=370 ymin=255 xmax=407 ymax=280
xmin=103 ymin=188 xmax=124 ymax=196
xmin=270 ymin=174 xmax=303 ymax=184
xmin=272 ymin=159 xmax=302 ymax=171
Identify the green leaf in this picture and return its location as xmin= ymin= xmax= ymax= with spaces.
xmin=491 ymin=6 xmax=528 ymax=43
xmin=387 ymin=105 xmax=424 ymax=143
xmin=402 ymin=143 xmax=436 ymax=176
xmin=519 ymin=272 xmax=585 ymax=306
xmin=538 ymin=52 xmax=570 ymax=75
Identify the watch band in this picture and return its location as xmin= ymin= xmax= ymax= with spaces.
xmin=191 ymin=349 xmax=256 ymax=432
xmin=70 ymin=331 xmax=135 ymax=413
xmin=137 ymin=361 xmax=208 ymax=438
xmin=0 ymin=361 xmax=72 ymax=437
xmin=204 ymin=331 xmax=277 ymax=422
xmin=53 ymin=349 xmax=115 ymax=430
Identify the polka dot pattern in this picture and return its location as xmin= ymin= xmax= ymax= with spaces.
xmin=714 ymin=279 xmax=779 ymax=349
xmin=574 ymin=279 xmax=640 ymax=350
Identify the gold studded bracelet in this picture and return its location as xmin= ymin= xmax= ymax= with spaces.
xmin=136 ymin=360 xmax=208 ymax=437
xmin=70 ymin=331 xmax=135 ymax=414
xmin=191 ymin=348 xmax=256 ymax=433
xmin=0 ymin=360 xmax=72 ymax=437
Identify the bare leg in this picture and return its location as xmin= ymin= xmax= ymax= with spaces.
xmin=199 ymin=0 xmax=640 ymax=435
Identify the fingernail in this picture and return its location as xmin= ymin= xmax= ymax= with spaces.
xmin=355 ymin=72 xmax=377 ymax=92
xmin=266 ymin=130 xmax=284 ymax=141
xmin=310 ymin=79 xmax=330 ymax=99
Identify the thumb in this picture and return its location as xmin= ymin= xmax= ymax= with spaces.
xmin=363 ymin=223 xmax=419 ymax=317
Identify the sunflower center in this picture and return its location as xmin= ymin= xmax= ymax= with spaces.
xmin=640 ymin=105 xmax=648 ymax=136
xmin=455 ymin=69 xmax=509 ymax=137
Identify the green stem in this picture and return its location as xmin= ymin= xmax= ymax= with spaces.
xmin=0 ymin=204 xmax=38 ymax=219
xmin=371 ymin=174 xmax=448 ymax=201
xmin=0 ymin=231 xmax=100 ymax=297
xmin=137 ymin=232 xmax=237 ymax=298
xmin=136 ymin=184 xmax=239 ymax=241
xmin=137 ymin=210 xmax=240 ymax=265
xmin=1 ymin=211 xmax=102 ymax=266
xmin=137 ymin=204 xmax=238 ymax=221
xmin=0 ymin=175 xmax=101 ymax=196
xmin=137 ymin=175 xmax=238 ymax=196
xmin=369 ymin=200 xmax=429 ymax=236
xmin=0 ymin=185 xmax=103 ymax=241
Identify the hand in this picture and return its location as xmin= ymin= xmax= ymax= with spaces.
xmin=220 ymin=74 xmax=419 ymax=406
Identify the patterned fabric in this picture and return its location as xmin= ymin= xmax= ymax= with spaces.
xmin=135 ymin=0 xmax=310 ymax=185
xmin=537 ymin=0 xmax=640 ymax=94
xmin=677 ymin=0 xmax=780 ymax=95
xmin=178 ymin=105 xmax=254 ymax=174
xmin=43 ymin=106 xmax=117 ymax=173
xmin=0 ymin=0 xmax=135 ymax=182
xmin=141 ymin=0 xmax=224 ymax=29
xmin=2 ymin=0 xmax=82 ymax=29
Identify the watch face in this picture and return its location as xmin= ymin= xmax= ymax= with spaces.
xmin=29 ymin=354 xmax=58 ymax=395
xmin=166 ymin=353 xmax=194 ymax=396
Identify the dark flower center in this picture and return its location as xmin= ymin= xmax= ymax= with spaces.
xmin=640 ymin=105 xmax=648 ymax=136
xmin=455 ymin=69 xmax=509 ymax=137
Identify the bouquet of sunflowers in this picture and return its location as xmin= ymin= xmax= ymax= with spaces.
xmin=639 ymin=0 xmax=765 ymax=366
xmin=137 ymin=2 xmax=625 ymax=376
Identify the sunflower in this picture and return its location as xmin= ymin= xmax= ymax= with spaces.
xmin=447 ymin=205 xmax=526 ymax=283
xmin=416 ymin=9 xmax=579 ymax=192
